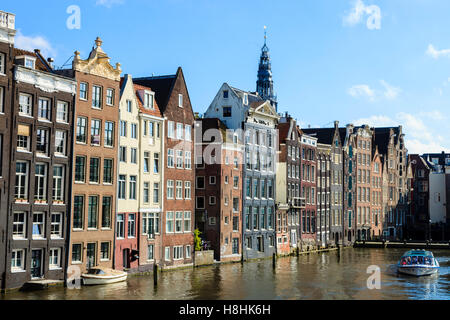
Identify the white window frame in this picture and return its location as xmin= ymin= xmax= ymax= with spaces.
xmin=0 ymin=53 xmax=5 ymax=75
xmin=38 ymin=97 xmax=51 ymax=121
xmin=173 ymin=246 xmax=183 ymax=260
xmin=184 ymin=212 xmax=191 ymax=233
xmin=185 ymin=125 xmax=192 ymax=141
xmin=165 ymin=247 xmax=171 ymax=261
xmin=13 ymin=212 xmax=26 ymax=239
xmin=176 ymin=150 xmax=183 ymax=169
xmin=176 ymin=123 xmax=184 ymax=140
xmin=0 ymin=86 xmax=4 ymax=113
xmin=184 ymin=181 xmax=191 ymax=199
xmin=56 ymin=101 xmax=68 ymax=123
xmin=166 ymin=212 xmax=174 ymax=233
xmin=49 ymin=248 xmax=62 ymax=270
xmin=167 ymin=180 xmax=174 ymax=199
xmin=55 ymin=130 xmax=67 ymax=156
xmin=11 ymin=249 xmax=25 ymax=273
xmin=106 ymin=88 xmax=114 ymax=106
xmin=185 ymin=151 xmax=192 ymax=170
xmin=34 ymin=163 xmax=48 ymax=202
xmin=52 ymin=165 xmax=65 ymax=203
xmin=176 ymin=180 xmax=183 ymax=200
xmin=178 ymin=94 xmax=183 ymax=108
xmin=168 ymin=121 xmax=175 ymax=138
xmin=51 ymin=212 xmax=63 ymax=239
xmin=19 ymin=93 xmax=32 ymax=116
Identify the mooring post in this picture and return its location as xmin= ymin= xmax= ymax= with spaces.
xmin=272 ymin=253 xmax=276 ymax=269
xmin=296 ymin=246 xmax=300 ymax=257
xmin=153 ymin=264 xmax=158 ymax=286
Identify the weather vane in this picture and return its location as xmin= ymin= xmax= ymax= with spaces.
xmin=264 ymin=26 xmax=267 ymax=45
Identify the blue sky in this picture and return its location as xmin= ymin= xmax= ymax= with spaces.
xmin=4 ymin=0 xmax=449 ymax=154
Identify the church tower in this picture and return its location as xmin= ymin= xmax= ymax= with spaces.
xmin=256 ymin=26 xmax=277 ymax=111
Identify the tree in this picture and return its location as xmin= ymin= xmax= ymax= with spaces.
xmin=194 ymin=229 xmax=202 ymax=251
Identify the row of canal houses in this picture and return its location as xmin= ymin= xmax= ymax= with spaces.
xmin=0 ymin=11 xmax=410 ymax=291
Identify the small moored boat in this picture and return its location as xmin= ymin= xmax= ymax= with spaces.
xmin=81 ymin=268 xmax=128 ymax=285
xmin=397 ymin=250 xmax=440 ymax=277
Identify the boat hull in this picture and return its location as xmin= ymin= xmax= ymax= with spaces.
xmin=397 ymin=266 xmax=439 ymax=277
xmin=82 ymin=274 xmax=128 ymax=286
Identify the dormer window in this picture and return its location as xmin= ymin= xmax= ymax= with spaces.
xmin=243 ymin=93 xmax=248 ymax=105
xmin=178 ymin=94 xmax=183 ymax=108
xmin=25 ymin=57 xmax=35 ymax=69
xmin=144 ymin=92 xmax=154 ymax=109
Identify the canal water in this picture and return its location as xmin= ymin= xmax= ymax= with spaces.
xmin=2 ymin=248 xmax=449 ymax=300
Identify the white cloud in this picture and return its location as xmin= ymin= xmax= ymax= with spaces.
xmin=343 ymin=0 xmax=381 ymax=30
xmin=380 ymin=80 xmax=401 ymax=100
xmin=15 ymin=30 xmax=56 ymax=58
xmin=96 ymin=0 xmax=124 ymax=7
xmin=418 ymin=110 xmax=446 ymax=121
xmin=353 ymin=112 xmax=450 ymax=154
xmin=348 ymin=84 xmax=376 ymax=101
xmin=426 ymin=44 xmax=450 ymax=59
xmin=348 ymin=80 xmax=400 ymax=101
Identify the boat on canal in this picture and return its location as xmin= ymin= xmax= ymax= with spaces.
xmin=81 ymin=268 xmax=128 ymax=285
xmin=397 ymin=250 xmax=440 ymax=277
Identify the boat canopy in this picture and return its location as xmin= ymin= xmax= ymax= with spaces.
xmin=402 ymin=250 xmax=434 ymax=257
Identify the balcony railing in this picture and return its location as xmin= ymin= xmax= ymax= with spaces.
xmin=0 ymin=11 xmax=15 ymax=30
xmin=291 ymin=197 xmax=306 ymax=208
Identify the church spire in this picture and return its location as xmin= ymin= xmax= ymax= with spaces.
xmin=257 ymin=26 xmax=277 ymax=111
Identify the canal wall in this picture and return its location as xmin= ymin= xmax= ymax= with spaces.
xmin=354 ymin=241 xmax=450 ymax=250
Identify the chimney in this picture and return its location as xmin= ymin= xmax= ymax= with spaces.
xmin=334 ymin=120 xmax=339 ymax=129
xmin=47 ymin=57 xmax=54 ymax=69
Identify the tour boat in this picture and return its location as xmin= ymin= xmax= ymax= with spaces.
xmin=81 ymin=268 xmax=128 ymax=285
xmin=397 ymin=250 xmax=440 ymax=277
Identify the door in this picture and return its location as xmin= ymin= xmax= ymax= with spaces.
xmin=123 ymin=249 xmax=130 ymax=268
xmin=31 ymin=249 xmax=43 ymax=279
xmin=86 ymin=243 xmax=96 ymax=269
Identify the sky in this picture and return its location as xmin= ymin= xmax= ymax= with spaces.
xmin=4 ymin=0 xmax=450 ymax=154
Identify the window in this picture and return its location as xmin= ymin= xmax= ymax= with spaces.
xmin=173 ymin=246 xmax=183 ymax=260
xmin=128 ymin=214 xmax=136 ymax=237
xmin=185 ymin=125 xmax=192 ymax=141
xmin=11 ymin=249 xmax=25 ymax=272
xmin=209 ymin=196 xmax=216 ymax=205
xmin=168 ymin=121 xmax=175 ymax=138
xmin=131 ymin=123 xmax=137 ymax=139
xmin=209 ymin=176 xmax=216 ymax=185
xmin=91 ymin=119 xmax=101 ymax=145
xmin=36 ymin=129 xmax=49 ymax=155
xmin=184 ymin=151 xmax=191 ymax=170
xmin=19 ymin=93 xmax=32 ymax=116
xmin=166 ymin=212 xmax=174 ymax=233
xmin=49 ymin=248 xmax=61 ymax=269
xmin=104 ymin=121 xmax=114 ymax=147
xmin=127 ymin=100 xmax=132 ymax=112
xmin=120 ymin=121 xmax=127 ymax=137
xmin=116 ymin=214 xmax=124 ymax=238
xmin=56 ymin=101 xmax=68 ymax=123
xmin=129 ymin=176 xmax=137 ymax=200
xmin=101 ymin=242 xmax=110 ymax=261
xmin=175 ymin=212 xmax=183 ymax=232
xmin=92 ymin=85 xmax=102 ymax=109
xmin=38 ymin=98 xmax=51 ymax=120
xmin=143 ymin=152 xmax=150 ymax=173
xmin=34 ymin=163 xmax=47 ymax=201
xmin=176 ymin=181 xmax=183 ymax=199
xmin=103 ymin=159 xmax=113 ymax=184
xmin=72 ymin=244 xmax=82 ymax=263
xmin=144 ymin=93 xmax=154 ymax=109
xmin=167 ymin=180 xmax=174 ymax=199
xmin=184 ymin=181 xmax=191 ymax=200
xmin=223 ymin=106 xmax=232 ymax=117
xmin=153 ymin=182 xmax=160 ymax=203
xmin=0 ymin=53 xmax=4 ymax=74
xmin=176 ymin=123 xmax=184 ymax=140
xmin=80 ymin=82 xmax=88 ymax=100
xmin=75 ymin=156 xmax=86 ymax=183
xmin=178 ymin=94 xmax=183 ymax=108
xmin=196 ymin=196 xmax=205 ymax=209
xmin=176 ymin=150 xmax=183 ymax=169
xmin=119 ymin=146 xmax=127 ymax=162
xmin=33 ymin=212 xmax=45 ymax=239
xmin=76 ymin=117 xmax=87 ymax=143
xmin=55 ymin=130 xmax=67 ymax=156
xmin=184 ymin=212 xmax=191 ymax=233
xmin=149 ymin=121 xmax=155 ymax=138
xmin=102 ymin=196 xmax=112 ymax=228
xmin=197 ymin=176 xmax=205 ymax=189
xmin=167 ymin=149 xmax=174 ymax=168
xmin=88 ymin=196 xmax=98 ymax=229
xmin=165 ymin=247 xmax=171 ymax=261
xmin=233 ymin=197 xmax=239 ymax=212
xmin=89 ymin=158 xmax=100 ymax=183
xmin=233 ymin=176 xmax=239 ymax=189
xmin=53 ymin=165 xmax=64 ymax=202
xmin=106 ymin=88 xmax=114 ymax=106
xmin=154 ymin=153 xmax=160 ymax=173
xmin=13 ymin=212 xmax=26 ymax=239
xmin=17 ymin=125 xmax=30 ymax=151
xmin=73 ymin=196 xmax=84 ymax=229
xmin=131 ymin=148 xmax=137 ymax=164
xmin=51 ymin=213 xmax=63 ymax=239
xmin=142 ymin=182 xmax=150 ymax=203
xmin=148 ymin=245 xmax=154 ymax=261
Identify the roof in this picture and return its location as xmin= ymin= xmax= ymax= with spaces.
xmin=229 ymin=86 xmax=263 ymax=105
xmin=133 ymin=83 xmax=163 ymax=118
xmin=302 ymin=128 xmax=337 ymax=145
xmin=13 ymin=48 xmax=50 ymax=72
xmin=133 ymin=74 xmax=177 ymax=114
xmin=277 ymin=122 xmax=291 ymax=144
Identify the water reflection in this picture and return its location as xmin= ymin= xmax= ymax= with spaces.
xmin=1 ymin=248 xmax=449 ymax=300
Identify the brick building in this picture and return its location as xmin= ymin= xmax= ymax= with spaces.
xmin=61 ymin=37 xmax=121 ymax=272
xmin=194 ymin=118 xmax=243 ymax=262
xmin=134 ymin=68 xmax=195 ymax=269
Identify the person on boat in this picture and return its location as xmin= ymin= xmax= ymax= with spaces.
xmin=425 ymin=257 xmax=432 ymax=265
xmin=418 ymin=256 xmax=424 ymax=265
xmin=412 ymin=256 xmax=418 ymax=265
xmin=401 ymin=258 xmax=407 ymax=265
xmin=406 ymin=256 xmax=412 ymax=265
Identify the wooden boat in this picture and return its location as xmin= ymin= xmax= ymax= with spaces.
xmin=81 ymin=268 xmax=128 ymax=285
xmin=397 ymin=250 xmax=440 ymax=277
